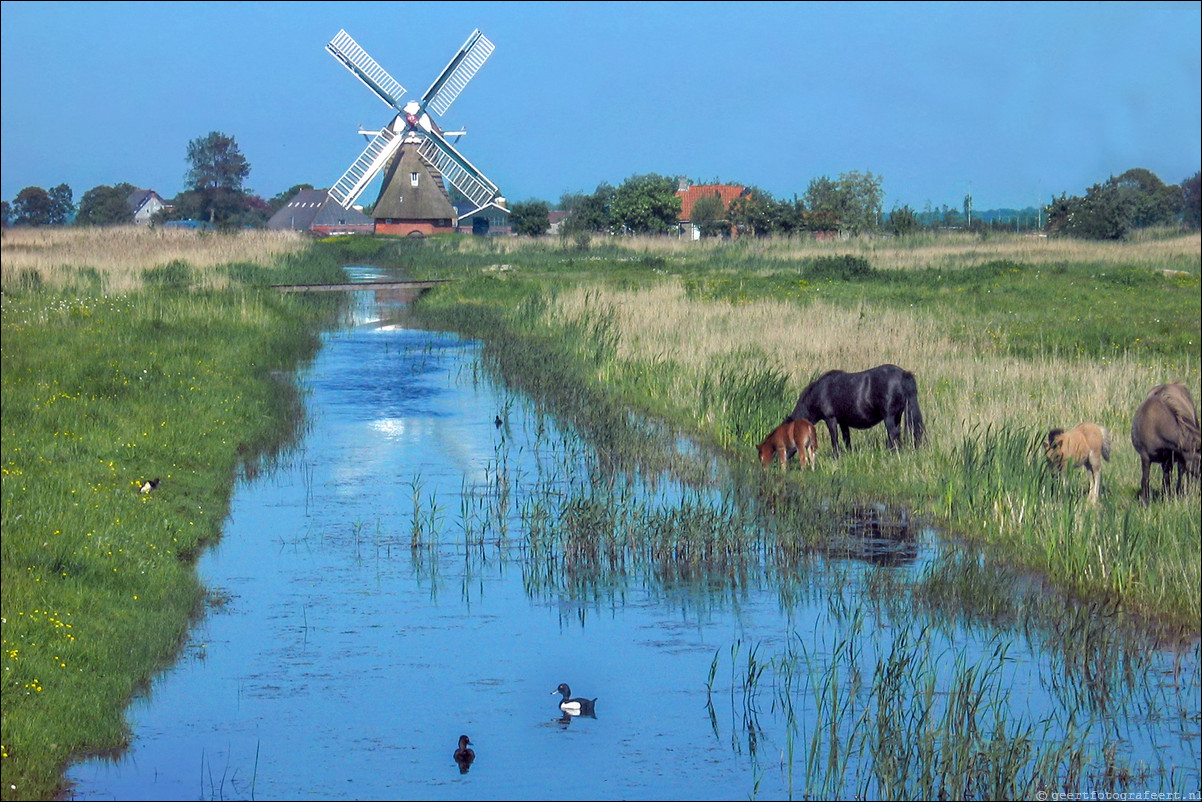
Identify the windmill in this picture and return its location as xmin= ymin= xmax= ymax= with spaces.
xmin=325 ymin=28 xmax=506 ymax=235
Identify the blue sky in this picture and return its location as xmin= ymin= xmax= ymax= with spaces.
xmin=2 ymin=1 xmax=1199 ymax=213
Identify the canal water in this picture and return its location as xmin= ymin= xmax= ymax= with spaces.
xmin=64 ymin=273 xmax=1200 ymax=800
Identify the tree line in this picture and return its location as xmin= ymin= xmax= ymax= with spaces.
xmin=1 ymin=132 xmax=309 ymax=231
xmin=3 ymin=129 xmax=1199 ymax=241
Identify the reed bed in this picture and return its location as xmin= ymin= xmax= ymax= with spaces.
xmin=431 ymin=374 xmax=1197 ymax=799
xmin=1 ymin=226 xmax=309 ymax=293
xmin=412 ymin=232 xmax=1201 ymax=632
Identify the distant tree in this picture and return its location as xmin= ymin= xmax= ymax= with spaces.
xmin=803 ymin=171 xmax=883 ymax=234
xmin=560 ymin=184 xmax=615 ymax=234
xmin=611 ymin=173 xmax=681 ymax=235
xmin=728 ymin=189 xmax=774 ymax=237
xmin=1046 ymin=168 xmax=1180 ymax=240
xmin=1124 ymin=169 xmax=1182 ymax=227
xmin=803 ymin=176 xmax=842 ymax=232
xmin=75 ymin=183 xmax=135 ymax=226
xmin=269 ymin=183 xmax=314 ymax=213
xmin=838 ymin=171 xmax=883 ymax=234
xmin=0 ymin=201 xmax=9 ymax=227
xmin=510 ymin=200 xmax=551 ymax=236
xmin=1183 ymin=170 xmax=1201 ymax=230
xmin=690 ymin=192 xmax=726 ymax=238
xmin=888 ymin=204 xmax=921 ymax=236
xmin=48 ymin=184 xmax=75 ymax=224
xmin=227 ymin=194 xmax=273 ymax=228
xmin=184 ymin=131 xmax=251 ymax=224
xmin=768 ymin=194 xmax=805 ymax=235
xmin=11 ymin=186 xmax=54 ymax=226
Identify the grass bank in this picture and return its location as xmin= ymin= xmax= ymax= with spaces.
xmin=1 ymin=229 xmax=346 ymax=801
xmin=380 ymin=231 xmax=1201 ymax=635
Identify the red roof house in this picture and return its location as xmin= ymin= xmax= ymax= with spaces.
xmin=676 ymin=183 xmax=750 ymax=239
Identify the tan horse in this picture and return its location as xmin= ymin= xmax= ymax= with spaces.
xmin=758 ymin=418 xmax=818 ymax=469
xmin=1045 ymin=423 xmax=1111 ymax=503
xmin=1131 ymin=382 xmax=1201 ymax=503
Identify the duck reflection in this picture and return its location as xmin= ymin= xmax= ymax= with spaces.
xmin=556 ymin=707 xmax=598 ymax=729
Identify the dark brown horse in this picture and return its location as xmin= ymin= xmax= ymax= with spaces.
xmin=787 ymin=364 xmax=925 ymax=457
xmin=1131 ymin=382 xmax=1201 ymax=503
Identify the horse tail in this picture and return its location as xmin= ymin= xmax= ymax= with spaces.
xmin=903 ymin=372 xmax=925 ymax=447
xmin=1100 ymin=426 xmax=1112 ymax=462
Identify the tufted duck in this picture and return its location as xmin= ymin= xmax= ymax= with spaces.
xmin=552 ymin=683 xmax=597 ymax=716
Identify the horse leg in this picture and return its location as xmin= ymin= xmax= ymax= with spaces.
xmin=884 ymin=414 xmax=901 ymax=451
xmin=824 ymin=420 xmax=841 ymax=457
xmin=839 ymin=423 xmax=851 ymax=452
xmin=1138 ymin=455 xmax=1152 ymax=505
xmin=1086 ymin=460 xmax=1100 ymax=503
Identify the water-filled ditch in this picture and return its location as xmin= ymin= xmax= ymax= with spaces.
xmin=64 ymin=272 xmax=1200 ymax=800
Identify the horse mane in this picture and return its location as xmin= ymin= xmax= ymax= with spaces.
xmin=1153 ymin=383 xmax=1201 ymax=443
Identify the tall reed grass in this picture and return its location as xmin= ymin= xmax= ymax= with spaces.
xmin=1 ymin=226 xmax=309 ymax=293
xmin=411 ymin=233 xmax=1201 ymax=632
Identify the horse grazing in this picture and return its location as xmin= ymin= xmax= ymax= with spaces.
xmin=786 ymin=364 xmax=925 ymax=457
xmin=1045 ymin=423 xmax=1111 ymax=503
xmin=1131 ymin=382 xmax=1201 ymax=503
xmin=757 ymin=418 xmax=818 ymax=469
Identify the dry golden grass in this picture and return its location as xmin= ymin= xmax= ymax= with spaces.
xmin=550 ymin=281 xmax=1198 ymax=480
xmin=480 ymin=229 xmax=1201 ymax=272
xmin=1 ymin=226 xmax=308 ymax=292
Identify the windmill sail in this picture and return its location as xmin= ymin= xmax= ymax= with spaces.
xmin=417 ymin=129 xmax=503 ymax=214
xmin=328 ymin=125 xmax=404 ymax=208
xmin=327 ymin=30 xmax=407 ymax=111
xmin=422 ymin=30 xmax=495 ymax=117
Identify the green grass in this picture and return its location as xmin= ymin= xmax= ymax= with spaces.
xmin=1 ymin=250 xmax=345 ymax=801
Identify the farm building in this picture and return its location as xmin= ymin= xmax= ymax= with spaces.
xmin=267 ymin=189 xmax=374 ymax=236
xmin=676 ymin=181 xmax=750 ymax=239
xmin=127 ymin=189 xmax=167 ymax=226
xmin=454 ymin=200 xmax=510 ymax=236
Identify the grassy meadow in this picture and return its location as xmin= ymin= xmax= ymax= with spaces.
xmin=1 ymin=227 xmax=346 ymax=801
xmin=1 ymin=225 xmax=1198 ymax=800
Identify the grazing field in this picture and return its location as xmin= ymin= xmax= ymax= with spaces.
xmin=1 ymin=227 xmax=1198 ymax=801
xmin=1 ymin=228 xmax=345 ymax=801
xmin=381 ymin=229 xmax=1201 ymax=634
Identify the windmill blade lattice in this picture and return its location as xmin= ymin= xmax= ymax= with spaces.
xmin=328 ymin=126 xmax=403 ymax=209
xmin=326 ymin=30 xmax=407 ymax=111
xmin=417 ymin=129 xmax=499 ymax=213
xmin=422 ymin=30 xmax=494 ymax=117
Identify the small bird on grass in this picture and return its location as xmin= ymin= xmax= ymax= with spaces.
xmin=139 ymin=478 xmax=160 ymax=494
